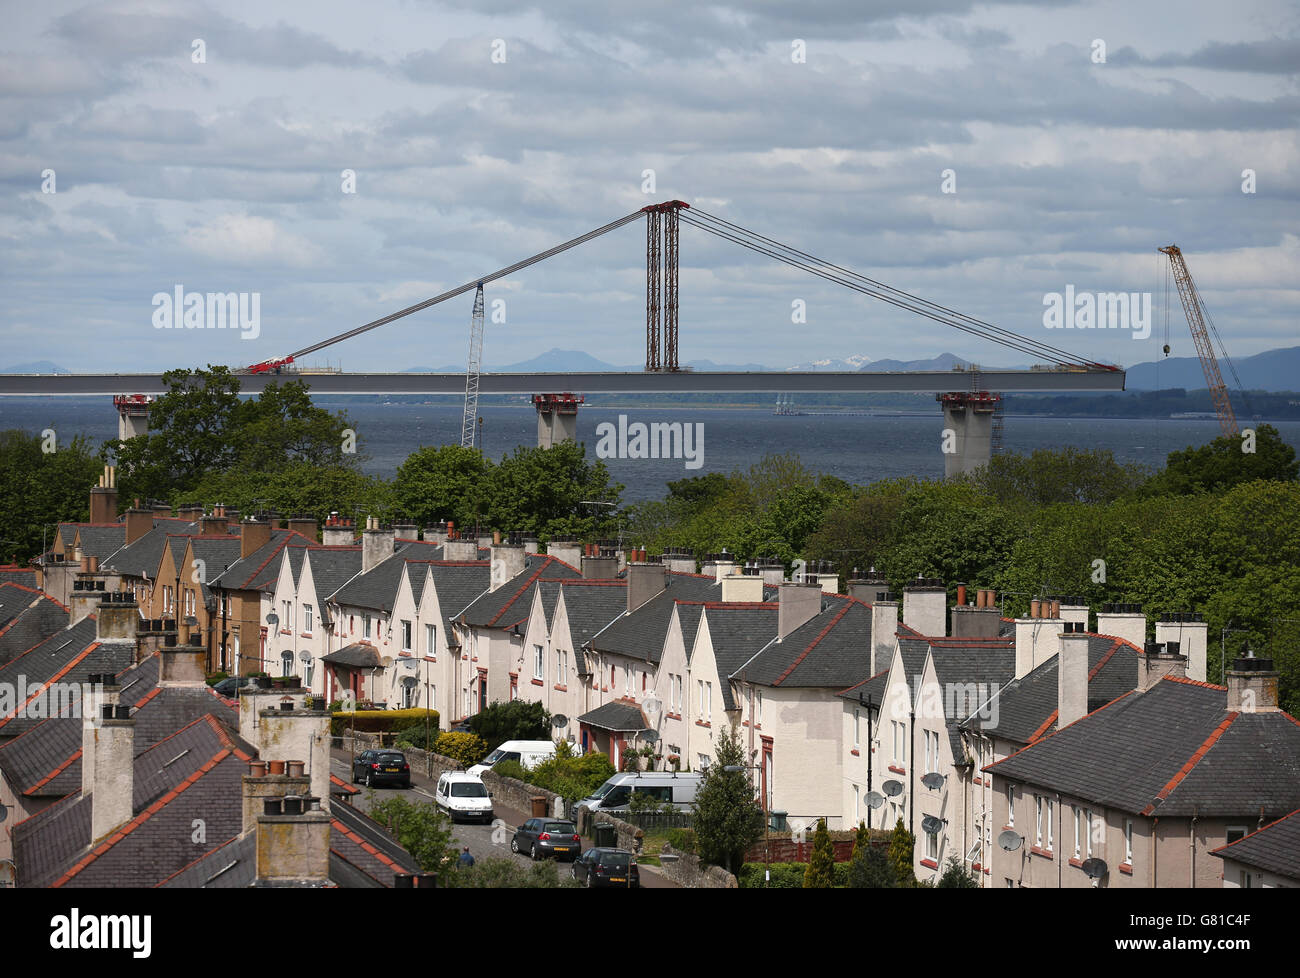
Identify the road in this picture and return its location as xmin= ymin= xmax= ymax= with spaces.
xmin=331 ymin=747 xmax=676 ymax=888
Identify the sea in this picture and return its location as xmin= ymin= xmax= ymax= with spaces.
xmin=3 ymin=398 xmax=1298 ymax=505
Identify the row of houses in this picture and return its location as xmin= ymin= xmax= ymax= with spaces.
xmin=28 ymin=471 xmax=1300 ymax=887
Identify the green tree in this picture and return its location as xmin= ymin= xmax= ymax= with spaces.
xmin=850 ymin=821 xmax=870 ymax=862
xmin=467 ymin=699 xmax=552 ymax=747
xmin=692 ymin=727 xmax=765 ymax=875
xmin=188 ymin=461 xmax=390 ymax=527
xmin=967 ymin=447 xmax=1148 ymax=508
xmin=936 ymin=855 xmax=979 ymax=888
xmin=445 ymin=857 xmax=581 ymax=888
xmin=369 ymin=795 xmax=457 ymax=873
xmin=233 ymin=380 xmax=359 ymax=471
xmin=0 ymin=430 xmax=103 ymax=562
xmin=848 ymin=841 xmax=897 ymax=888
xmin=434 ymin=731 xmax=489 ymax=767
xmin=486 ymin=441 xmax=624 ymax=538
xmin=391 ymin=444 xmax=492 ymax=528
xmin=803 ymin=818 xmax=835 ymax=888
xmin=888 ymin=818 xmax=916 ymax=886
xmin=1147 ymin=423 xmax=1298 ymax=495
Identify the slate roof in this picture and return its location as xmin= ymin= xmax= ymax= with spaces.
xmin=578 ymin=698 xmax=649 ymax=732
xmin=457 ymin=556 xmax=578 ymax=629
xmin=419 ymin=562 xmax=493 ymax=629
xmin=0 ymin=618 xmax=135 ymax=739
xmin=326 ymin=542 xmax=448 ymax=612
xmin=208 ymin=530 xmax=318 ymax=592
xmin=0 ymin=584 xmax=69 ymax=665
xmin=189 ymin=538 xmax=245 ymax=602
xmin=299 ymin=549 xmax=363 ymax=622
xmin=73 ymin=525 xmax=126 ymax=560
xmin=985 ymin=677 xmax=1300 ymax=818
xmin=588 ymin=573 xmax=720 ymax=664
xmin=963 ymin=635 xmax=1140 ymax=745
xmin=696 ymin=603 xmax=780 ymax=711
xmin=551 ymin=581 xmax=629 ymax=649
xmin=0 ymin=567 xmax=38 ymax=587
xmin=1210 ymin=808 xmax=1300 ymax=881
xmin=322 ymin=643 xmax=382 ymax=669
xmin=13 ymin=713 xmax=254 ymax=888
xmin=734 ymin=595 xmax=873 ymax=689
xmin=927 ymin=640 xmax=1016 ymax=760
xmin=102 ymin=519 xmax=199 ymax=579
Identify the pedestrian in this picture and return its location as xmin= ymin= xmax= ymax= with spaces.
xmin=458 ymin=846 xmax=475 ymax=868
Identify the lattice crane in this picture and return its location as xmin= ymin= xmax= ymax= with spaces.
xmin=1158 ymin=245 xmax=1240 ymax=437
xmin=461 ymin=283 xmax=485 ymax=449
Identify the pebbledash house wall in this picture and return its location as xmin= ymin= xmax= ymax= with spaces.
xmin=986 ymin=773 xmax=1245 ymax=887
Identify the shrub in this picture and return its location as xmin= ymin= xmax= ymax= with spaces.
xmin=803 ymin=819 xmax=835 ymax=888
xmin=329 ymin=708 xmax=438 ymax=736
xmin=444 ymin=857 xmax=581 ymax=889
xmin=468 ymin=699 xmax=551 ymax=745
xmin=388 ymin=717 xmax=442 ymax=751
xmin=936 ymin=855 xmax=979 ymax=888
xmin=435 ymin=731 xmax=489 ymax=768
xmin=369 ymin=796 xmax=456 ymax=873
xmin=848 ymin=842 xmax=897 ymax=888
xmin=888 ymin=818 xmax=916 ymax=886
xmin=493 ymin=759 xmax=528 ymax=782
xmin=205 ymin=672 xmax=228 ymax=685
xmin=527 ymin=749 xmax=617 ymax=801
xmin=666 ymin=828 xmax=697 ymax=854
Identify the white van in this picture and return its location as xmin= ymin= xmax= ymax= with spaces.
xmin=575 ymin=772 xmax=703 ymax=814
xmin=467 ymin=740 xmax=559 ymax=778
xmin=434 ymin=772 xmax=494 ymax=823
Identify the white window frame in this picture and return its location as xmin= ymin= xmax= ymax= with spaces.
xmin=1085 ymin=809 xmax=1093 ymax=859
xmin=533 ymin=644 xmax=544 ymax=682
xmin=426 ymin=623 xmax=436 ymax=655
xmin=854 ymin=709 xmax=861 ymax=748
xmin=1124 ymin=819 xmax=1133 ymax=864
xmin=1073 ymin=806 xmax=1082 ymax=858
xmin=1006 ymin=784 xmax=1014 ymax=826
xmin=363 ymin=614 xmax=372 ymax=639
xmin=401 ymin=619 xmax=412 ymax=651
xmin=926 ymin=829 xmax=939 ymax=861
xmin=304 ymin=604 xmax=313 ymax=635
xmin=756 ymin=689 xmax=762 ymax=724
xmin=1035 ymin=795 xmax=1044 ymax=847
xmin=705 ymin=681 xmax=712 ymax=720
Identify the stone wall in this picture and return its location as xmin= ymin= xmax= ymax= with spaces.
xmin=583 ymin=809 xmax=737 ymax=889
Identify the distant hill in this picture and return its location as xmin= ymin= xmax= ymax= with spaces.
xmin=1125 ymin=345 xmax=1300 ymax=392
xmin=0 ymin=361 xmax=70 ymax=374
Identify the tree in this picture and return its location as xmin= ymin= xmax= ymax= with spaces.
xmin=391 ymin=444 xmax=492 ymax=528
xmin=967 ymin=447 xmax=1148 ymax=508
xmin=848 ymin=841 xmax=897 ymax=888
xmin=936 ymin=855 xmax=979 ymax=888
xmin=0 ymin=430 xmax=102 ymax=562
xmin=1147 ymin=424 xmax=1298 ymax=495
xmin=888 ymin=818 xmax=916 ymax=886
xmin=803 ymin=818 xmax=835 ymax=888
xmin=467 ymin=699 xmax=552 ymax=747
xmin=486 ymin=441 xmax=624 ymax=539
xmin=233 ymin=380 xmax=359 ymax=471
xmin=692 ymin=726 xmax=765 ymax=875
xmin=369 ymin=795 xmax=457 ymax=873
xmin=434 ymin=731 xmax=489 ymax=768
xmin=850 ymin=821 xmax=870 ymax=862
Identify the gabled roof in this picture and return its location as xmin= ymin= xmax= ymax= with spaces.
xmin=0 ymin=583 xmax=69 ymax=666
xmin=299 ymin=548 xmax=363 ymax=622
xmin=926 ymin=641 xmax=1016 ymax=760
xmin=418 ymin=561 xmax=494 ymax=630
xmin=326 ymin=542 xmax=451 ymax=612
xmin=188 ymin=538 xmax=245 ymax=602
xmin=1210 ymin=808 xmax=1300 ymax=881
xmin=13 ymin=713 xmax=254 ymax=888
xmin=457 ymin=556 xmax=577 ymax=629
xmin=735 ymin=595 xmax=873 ymax=690
xmin=549 ymin=580 xmax=629 ymax=650
xmin=322 ymin=643 xmax=382 ymax=669
xmin=208 ymin=530 xmax=318 ymax=592
xmin=963 ymin=635 xmax=1139 ymax=744
xmin=985 ymin=677 xmax=1300 ymax=818
xmin=73 ymin=525 xmax=126 ymax=560
xmin=696 ymin=603 xmax=780 ymax=711
xmin=587 ymin=573 xmax=720 ymax=664
xmin=102 ymin=519 xmax=199 ymax=579
xmin=0 ymin=566 xmax=38 ymax=588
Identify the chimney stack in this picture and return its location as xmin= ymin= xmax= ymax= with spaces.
xmin=708 ymin=551 xmax=738 ymax=584
xmin=288 ymin=515 xmax=319 ymax=542
xmin=1137 ymin=640 xmax=1187 ymax=692
xmin=200 ymin=510 xmax=229 ymax=536
xmin=423 ymin=521 xmax=449 ymax=546
xmin=777 ymin=582 xmax=822 ymax=640
xmin=247 ymin=697 xmax=333 ymax=805
xmin=159 ymin=634 xmax=208 ymax=687
xmin=902 ymin=577 xmax=946 ymax=637
xmin=627 ymin=559 xmax=667 ymax=613
xmin=490 ymin=534 xmax=527 ymax=592
xmin=242 ymin=760 xmax=311 ymax=834
xmin=124 ymin=506 xmax=154 ymax=546
xmin=321 ymin=513 xmax=356 ymax=547
xmin=392 ymin=521 xmax=419 ymax=542
xmin=89 ymin=466 xmax=119 ymax=524
xmin=90 ymin=701 xmax=135 ymax=842
xmin=1015 ymin=611 xmax=1065 ymax=679
xmin=240 ymin=516 xmax=273 ymax=559
xmin=1095 ymin=603 xmax=1147 ymax=650
xmin=1225 ymin=651 xmax=1278 ymax=713
xmin=661 ymin=547 xmax=696 ymax=575
xmin=255 ymin=792 xmax=331 ymax=885
xmin=521 ymin=532 xmax=540 ymax=555
xmin=721 ymin=570 xmax=765 ymax=603
xmin=581 ymin=546 xmax=618 ymax=580
xmin=1156 ymin=613 xmax=1208 ymax=683
xmin=81 ymin=674 xmax=120 ymax=798
xmin=1058 ymin=629 xmax=1090 ymax=728
xmin=361 ymin=516 xmax=396 ymax=572
xmin=96 ymin=592 xmax=139 ymax=642
xmin=546 ymin=537 xmax=582 ymax=570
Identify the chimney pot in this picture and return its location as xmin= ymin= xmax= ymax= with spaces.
xmin=263 ymin=798 xmax=283 ymax=816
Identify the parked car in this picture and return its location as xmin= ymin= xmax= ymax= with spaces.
xmin=571 ymin=848 xmax=640 ymax=888
xmin=434 ymin=772 xmax=494 ymax=823
xmin=351 ymin=749 xmax=411 ymax=788
xmin=211 ymin=676 xmax=257 ymax=697
xmin=511 ymin=818 xmax=580 ymax=861
xmin=575 ymin=772 xmax=702 ymax=814
xmin=467 ymin=740 xmax=559 ymax=778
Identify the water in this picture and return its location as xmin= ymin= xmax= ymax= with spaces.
xmin=3 ymin=398 xmax=1296 ymax=504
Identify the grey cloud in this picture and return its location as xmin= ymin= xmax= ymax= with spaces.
xmin=1110 ymin=38 xmax=1300 ymax=74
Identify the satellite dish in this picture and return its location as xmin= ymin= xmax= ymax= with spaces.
xmin=921 ymin=815 xmax=945 ymax=835
xmin=0 ymin=802 xmax=7 ymax=823
xmin=865 ymin=791 xmax=885 ymax=810
xmin=1081 ymin=858 xmax=1108 ymax=879
xmin=921 ymin=772 xmax=945 ymax=791
xmin=266 ymin=612 xmax=279 ymax=627
xmin=298 ymin=649 xmax=312 ymax=663
xmin=997 ymin=830 xmax=1022 ymax=852
xmin=881 ymin=779 xmax=904 ymax=798
xmin=552 ymin=714 xmax=568 ymax=729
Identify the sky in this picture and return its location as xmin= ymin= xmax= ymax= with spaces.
xmin=2 ymin=0 xmax=1297 ymax=374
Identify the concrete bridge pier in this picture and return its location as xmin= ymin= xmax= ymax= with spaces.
xmin=939 ymin=391 xmax=999 ymax=478
xmin=113 ymin=394 xmax=152 ymax=440
xmin=534 ymin=392 xmax=584 ymax=448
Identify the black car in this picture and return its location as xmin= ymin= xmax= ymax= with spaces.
xmin=351 ymin=749 xmax=411 ymax=788
xmin=571 ymin=847 xmax=640 ymax=888
xmin=511 ymin=818 xmax=581 ymax=861
xmin=211 ymin=676 xmax=257 ymax=697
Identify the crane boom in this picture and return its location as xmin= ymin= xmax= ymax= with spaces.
xmin=1159 ymin=244 xmax=1239 ymax=437
xmin=461 ymin=284 xmax=485 ymax=449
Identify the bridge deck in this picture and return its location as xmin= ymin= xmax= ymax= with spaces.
xmin=0 ymin=370 xmax=1125 ymax=396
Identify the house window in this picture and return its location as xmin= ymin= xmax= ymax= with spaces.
xmin=1035 ymin=795 xmax=1044 ymax=847
xmin=304 ymin=605 xmax=313 ymax=634
xmin=533 ymin=645 xmax=544 ymax=681
xmin=185 ymin=589 xmax=195 ymax=616
xmin=426 ymin=623 xmax=436 ymax=655
xmin=1073 ymin=806 xmax=1082 ymax=858
xmin=1124 ymin=819 xmax=1133 ymax=863
xmin=674 ymin=674 xmax=682 ymax=712
xmin=1085 ymin=809 xmax=1093 ymax=858
xmin=305 ymin=661 xmax=314 ymax=689
xmin=280 ymin=651 xmax=293 ymax=677
xmin=1046 ymin=800 xmax=1054 ymax=851
xmin=463 ymin=688 xmax=470 ymax=717
xmin=854 ymin=710 xmax=860 ymax=748
xmin=427 ymin=682 xmax=437 ymax=710
xmin=697 ymin=753 xmax=710 ymax=771
xmin=611 ymin=665 xmax=616 ymax=688
xmin=1006 ymin=784 xmax=1014 ymax=826
xmin=1240 ymin=870 xmax=1252 ymax=888
xmin=625 ymin=666 xmax=632 ymax=693
xmin=363 ymin=614 xmax=372 ymax=639
xmin=1225 ymin=825 xmax=1248 ymax=845
xmin=756 ymin=689 xmax=762 ymax=724
xmin=556 ymin=650 xmax=566 ymax=685
xmin=704 ymin=681 xmax=712 ymax=720
xmin=926 ymin=830 xmax=939 ymax=861
xmin=401 ymin=619 xmax=412 ymax=651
